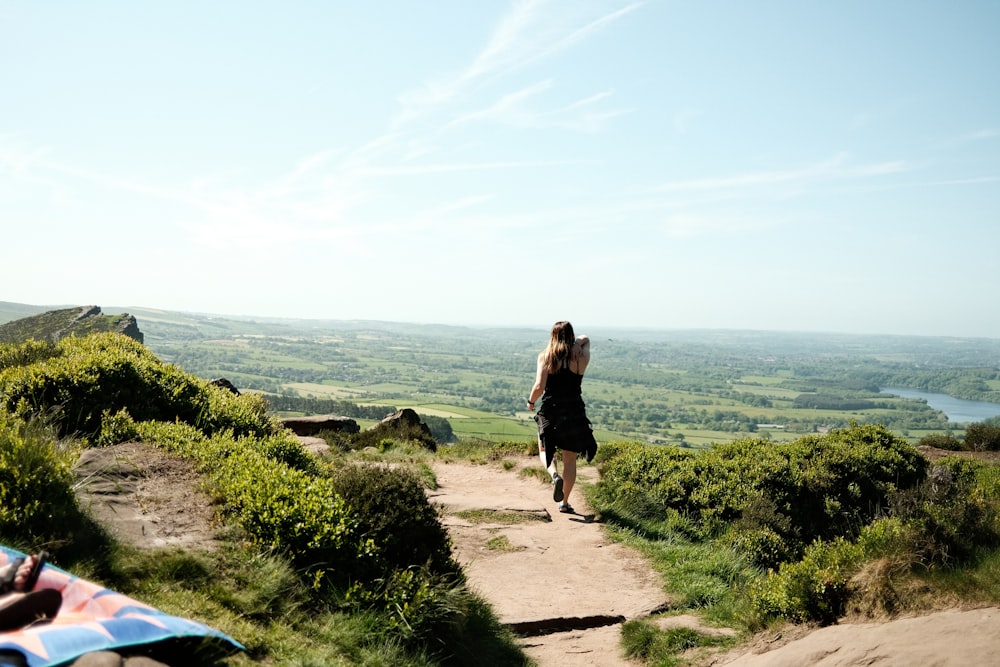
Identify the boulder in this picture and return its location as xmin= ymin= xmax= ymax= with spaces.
xmin=294 ymin=436 xmax=331 ymax=457
xmin=369 ymin=408 xmax=435 ymax=451
xmin=281 ymin=415 xmax=360 ymax=437
xmin=375 ymin=408 xmax=430 ymax=432
xmin=209 ymin=378 xmax=240 ymax=395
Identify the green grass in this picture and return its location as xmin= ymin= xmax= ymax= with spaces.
xmin=81 ymin=540 xmax=528 ymax=667
xmin=453 ymin=509 xmax=549 ymax=525
xmin=485 ymin=535 xmax=523 ymax=553
xmin=620 ymin=620 xmax=735 ymax=667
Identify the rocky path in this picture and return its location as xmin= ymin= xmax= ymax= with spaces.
xmin=75 ymin=443 xmax=1000 ymax=666
xmin=428 ymin=459 xmax=1000 ymax=667
xmin=428 ymin=461 xmax=673 ymax=666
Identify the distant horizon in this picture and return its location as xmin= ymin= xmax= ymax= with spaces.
xmin=5 ymin=299 xmax=999 ymax=343
xmin=2 ymin=3 xmax=997 ymax=340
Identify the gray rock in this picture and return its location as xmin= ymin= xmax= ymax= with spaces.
xmin=281 ymin=415 xmax=359 ymax=436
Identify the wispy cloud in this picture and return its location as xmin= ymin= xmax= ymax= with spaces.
xmin=356 ymin=158 xmax=594 ymax=176
xmin=1 ymin=4 xmax=644 ymax=256
xmin=952 ymin=128 xmax=999 ymax=145
xmin=393 ymin=1 xmax=640 ymax=134
xmin=400 ymin=2 xmax=641 ymax=113
xmin=659 ymin=153 xmax=911 ymax=194
xmin=660 ymin=212 xmax=789 ymax=239
xmin=450 ymin=80 xmax=626 ymax=131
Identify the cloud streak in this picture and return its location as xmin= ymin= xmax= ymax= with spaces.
xmin=658 ymin=153 xmax=912 ymax=194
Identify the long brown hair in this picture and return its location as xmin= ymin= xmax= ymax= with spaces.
xmin=543 ymin=321 xmax=575 ymax=374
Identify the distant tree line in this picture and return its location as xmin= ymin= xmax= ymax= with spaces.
xmin=265 ymin=395 xmax=397 ymax=420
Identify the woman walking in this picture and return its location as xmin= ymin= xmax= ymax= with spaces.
xmin=527 ymin=321 xmax=598 ymax=514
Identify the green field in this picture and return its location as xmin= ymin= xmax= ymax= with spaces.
xmin=103 ymin=309 xmax=1000 ymax=446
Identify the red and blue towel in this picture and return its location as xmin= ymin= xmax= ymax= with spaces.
xmin=0 ymin=546 xmax=243 ymax=667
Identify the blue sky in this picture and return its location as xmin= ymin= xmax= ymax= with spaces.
xmin=2 ymin=1 xmax=998 ymax=337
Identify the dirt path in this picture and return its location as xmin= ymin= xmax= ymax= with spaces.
xmin=429 ymin=459 xmax=1000 ymax=667
xmin=73 ymin=443 xmax=1000 ymax=666
xmin=429 ymin=460 xmax=674 ymax=666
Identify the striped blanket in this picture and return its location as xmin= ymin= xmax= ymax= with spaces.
xmin=0 ymin=546 xmax=243 ymax=667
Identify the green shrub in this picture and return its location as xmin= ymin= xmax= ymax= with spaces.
xmin=746 ymin=536 xmax=863 ymax=625
xmin=203 ymin=387 xmax=282 ymax=439
xmin=0 ymin=334 xmax=204 ymax=437
xmin=98 ymin=407 xmax=140 ymax=445
xmin=134 ymin=421 xmax=372 ymax=583
xmin=0 ymin=411 xmax=78 ymax=543
xmin=329 ymin=463 xmax=458 ymax=579
xmin=247 ymin=432 xmax=320 ymax=475
xmin=595 ymin=424 xmax=927 ymax=567
xmin=210 ymin=444 xmax=368 ymax=576
xmin=0 ymin=340 xmax=59 ymax=371
xmin=917 ymin=433 xmax=964 ymax=451
xmin=890 ymin=457 xmax=1000 ymax=564
xmin=965 ymin=422 xmax=1000 ymax=451
xmin=0 ymin=333 xmax=280 ymax=441
xmin=725 ymin=525 xmax=794 ymax=569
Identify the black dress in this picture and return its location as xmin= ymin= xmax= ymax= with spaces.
xmin=535 ymin=359 xmax=598 ymax=467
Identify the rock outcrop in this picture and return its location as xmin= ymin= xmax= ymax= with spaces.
xmin=0 ymin=305 xmax=144 ymax=344
xmin=210 ymin=378 xmax=241 ymax=395
xmin=368 ymin=408 xmax=436 ymax=451
xmin=281 ymin=415 xmax=360 ymax=436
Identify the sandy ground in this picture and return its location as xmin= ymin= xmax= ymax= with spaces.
xmin=706 ymin=607 xmax=1000 ymax=666
xmin=429 ymin=460 xmax=678 ymax=666
xmin=73 ymin=443 xmax=221 ymax=550
xmin=73 ymin=443 xmax=1000 ymax=667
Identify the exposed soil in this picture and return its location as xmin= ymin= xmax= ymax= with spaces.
xmin=917 ymin=444 xmax=1000 ymax=464
xmin=71 ymin=442 xmax=1000 ymax=666
xmin=428 ymin=460 xmax=680 ymax=666
xmin=73 ymin=442 xmax=222 ymax=551
xmin=705 ymin=607 xmax=1000 ymax=666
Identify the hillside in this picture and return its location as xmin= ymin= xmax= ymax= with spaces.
xmin=5 ymin=301 xmax=1000 ymax=447
xmin=2 ymin=309 xmax=999 ymax=665
xmin=0 ymin=305 xmax=144 ymax=344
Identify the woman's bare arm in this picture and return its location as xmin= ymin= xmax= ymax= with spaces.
xmin=528 ymin=352 xmax=548 ymax=410
xmin=573 ymin=335 xmax=591 ymax=374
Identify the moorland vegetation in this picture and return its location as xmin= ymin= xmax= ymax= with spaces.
xmin=2 ymin=305 xmax=1000 ymax=665
xmin=0 ymin=332 xmax=526 ymax=665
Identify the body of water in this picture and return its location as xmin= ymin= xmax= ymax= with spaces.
xmin=881 ymin=387 xmax=1000 ymax=424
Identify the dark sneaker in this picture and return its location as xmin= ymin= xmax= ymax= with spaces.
xmin=552 ymin=473 xmax=564 ymax=502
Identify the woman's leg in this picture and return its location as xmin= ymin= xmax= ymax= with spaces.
xmin=561 ymin=451 xmax=578 ymax=505
xmin=538 ymin=438 xmax=557 ymax=478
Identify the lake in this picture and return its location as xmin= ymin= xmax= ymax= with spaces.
xmin=881 ymin=387 xmax=1000 ymax=424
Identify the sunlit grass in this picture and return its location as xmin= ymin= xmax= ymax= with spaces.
xmin=453 ymin=509 xmax=549 ymax=525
